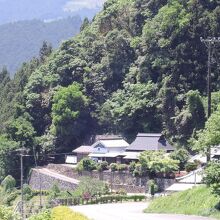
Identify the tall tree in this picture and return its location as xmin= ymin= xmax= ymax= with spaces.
xmin=39 ymin=41 xmax=52 ymax=63
xmin=51 ymin=83 xmax=90 ymax=151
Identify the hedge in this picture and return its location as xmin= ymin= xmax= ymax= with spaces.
xmin=49 ymin=194 xmax=146 ymax=207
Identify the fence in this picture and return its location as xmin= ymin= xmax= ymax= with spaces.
xmin=14 ymin=194 xmax=147 ymax=218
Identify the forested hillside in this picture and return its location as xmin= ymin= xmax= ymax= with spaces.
xmin=0 ymin=0 xmax=220 ymax=180
xmin=0 ymin=17 xmax=82 ymax=75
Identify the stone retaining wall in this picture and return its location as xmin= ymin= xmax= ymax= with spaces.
xmin=47 ymin=164 xmax=175 ymax=193
xmin=29 ymin=169 xmax=78 ymax=190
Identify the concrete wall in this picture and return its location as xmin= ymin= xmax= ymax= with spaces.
xmin=47 ymin=164 xmax=175 ymax=193
xmin=29 ymin=169 xmax=78 ymax=191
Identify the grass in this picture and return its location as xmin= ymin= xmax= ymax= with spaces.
xmin=145 ymin=185 xmax=220 ymax=219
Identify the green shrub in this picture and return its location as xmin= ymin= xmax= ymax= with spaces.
xmin=1 ymin=175 xmax=16 ymax=193
xmin=97 ymin=161 xmax=108 ymax=171
xmin=48 ymin=183 xmax=61 ymax=200
xmin=77 ymin=158 xmax=97 ymax=171
xmin=97 ymin=195 xmax=145 ymax=203
xmin=116 ymin=188 xmax=127 ymax=195
xmin=110 ymin=163 xmax=118 ymax=172
xmin=23 ymin=184 xmax=33 ymax=201
xmin=0 ymin=206 xmax=20 ymax=220
xmin=204 ymin=162 xmax=220 ymax=196
xmin=29 ymin=210 xmax=51 ymax=220
xmin=170 ymin=149 xmax=189 ymax=170
xmin=185 ymin=162 xmax=198 ymax=172
xmin=147 ymin=180 xmax=158 ymax=195
xmin=75 ymin=162 xmax=83 ymax=172
xmin=139 ymin=151 xmax=179 ymax=174
xmin=73 ymin=177 xmax=109 ymax=198
xmin=117 ymin=164 xmax=128 ymax=172
xmin=127 ymin=195 xmax=145 ymax=201
xmin=3 ymin=191 xmax=19 ymax=206
xmin=129 ymin=161 xmax=136 ymax=173
xmin=133 ymin=163 xmax=142 ymax=177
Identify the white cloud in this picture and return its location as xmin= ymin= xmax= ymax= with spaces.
xmin=63 ymin=0 xmax=106 ymax=12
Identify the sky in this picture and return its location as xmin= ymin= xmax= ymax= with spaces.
xmin=0 ymin=0 xmax=106 ymax=25
xmin=64 ymin=0 xmax=106 ymax=12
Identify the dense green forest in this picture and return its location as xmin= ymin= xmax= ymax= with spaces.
xmin=0 ymin=17 xmax=82 ymax=75
xmin=0 ymin=0 xmax=220 ymax=180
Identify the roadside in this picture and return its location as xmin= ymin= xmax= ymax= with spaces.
xmin=71 ymin=202 xmax=216 ymax=220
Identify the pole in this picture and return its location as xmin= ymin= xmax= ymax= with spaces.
xmin=207 ymin=41 xmax=212 ymax=162
xmin=20 ymin=153 xmax=24 ymax=220
xmin=200 ymin=37 xmax=220 ymax=162
xmin=39 ymin=172 xmax=42 ymax=208
xmin=207 ymin=41 xmax=212 ymax=118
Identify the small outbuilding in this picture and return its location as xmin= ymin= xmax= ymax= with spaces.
xmin=73 ymin=145 xmax=93 ymax=162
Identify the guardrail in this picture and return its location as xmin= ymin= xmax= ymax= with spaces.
xmin=175 ymin=167 xmax=204 ymax=184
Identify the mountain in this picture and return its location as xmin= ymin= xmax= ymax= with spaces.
xmin=0 ymin=0 xmax=105 ymax=25
xmin=0 ymin=16 xmax=82 ymax=76
xmin=0 ymin=0 xmax=220 ymax=179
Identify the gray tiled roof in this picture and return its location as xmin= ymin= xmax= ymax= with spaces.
xmin=126 ymin=133 xmax=174 ymax=152
xmin=95 ymin=135 xmax=122 ymax=141
xmin=73 ymin=145 xmax=93 ymax=153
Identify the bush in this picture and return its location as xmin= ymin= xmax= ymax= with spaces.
xmin=185 ymin=162 xmax=198 ymax=172
xmin=115 ymin=188 xmax=127 ymax=195
xmin=110 ymin=163 xmax=118 ymax=172
xmin=77 ymin=158 xmax=97 ymax=172
xmin=133 ymin=163 xmax=142 ymax=177
xmin=204 ymin=162 xmax=220 ymax=196
xmin=139 ymin=151 xmax=179 ymax=174
xmin=23 ymin=184 xmax=33 ymax=201
xmin=147 ymin=180 xmax=158 ymax=196
xmin=73 ymin=177 xmax=109 ymax=198
xmin=97 ymin=195 xmax=145 ymax=203
xmin=29 ymin=210 xmax=51 ymax=220
xmin=117 ymin=164 xmax=128 ymax=172
xmin=3 ymin=191 xmax=19 ymax=206
xmin=170 ymin=149 xmax=189 ymax=170
xmin=97 ymin=161 xmax=108 ymax=171
xmin=0 ymin=206 xmax=20 ymax=220
xmin=129 ymin=161 xmax=136 ymax=173
xmin=48 ymin=183 xmax=61 ymax=200
xmin=75 ymin=162 xmax=83 ymax=172
xmin=1 ymin=175 xmax=16 ymax=193
xmin=51 ymin=206 xmax=89 ymax=220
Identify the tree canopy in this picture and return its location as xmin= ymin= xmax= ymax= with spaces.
xmin=0 ymin=0 xmax=220 ymax=181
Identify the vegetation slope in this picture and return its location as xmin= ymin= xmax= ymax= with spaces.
xmin=145 ymin=186 xmax=220 ymax=219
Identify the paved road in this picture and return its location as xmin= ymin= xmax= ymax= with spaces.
xmin=71 ymin=202 xmax=215 ymax=220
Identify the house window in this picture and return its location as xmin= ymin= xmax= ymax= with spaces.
xmin=98 ymin=147 xmax=101 ymax=151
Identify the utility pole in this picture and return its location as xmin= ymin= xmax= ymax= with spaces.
xmin=200 ymin=37 xmax=220 ymax=161
xmin=20 ymin=151 xmax=24 ymax=220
